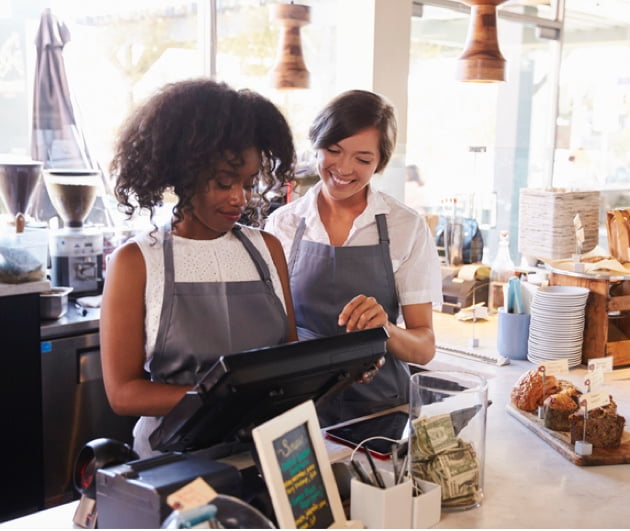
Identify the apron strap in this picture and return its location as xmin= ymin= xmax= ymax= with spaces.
xmin=232 ymin=225 xmax=273 ymax=287
xmin=375 ymin=214 xmax=399 ymax=320
xmin=375 ymin=213 xmax=390 ymax=244
xmin=288 ymin=217 xmax=307 ymax=275
xmin=156 ymin=224 xmax=176 ymax=356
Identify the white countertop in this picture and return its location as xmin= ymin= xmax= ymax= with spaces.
xmin=0 ymin=279 xmax=51 ymax=298
xmin=429 ymin=313 xmax=630 ymax=529
xmin=2 ymin=313 xmax=629 ymax=529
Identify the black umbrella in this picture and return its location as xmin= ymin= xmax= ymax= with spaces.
xmin=29 ymin=8 xmax=111 ymax=226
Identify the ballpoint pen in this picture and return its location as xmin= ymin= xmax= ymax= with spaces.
xmin=364 ymin=447 xmax=386 ymax=489
xmin=350 ymin=458 xmax=374 ymax=486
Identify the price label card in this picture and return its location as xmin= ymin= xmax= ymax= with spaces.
xmin=584 ymin=369 xmax=604 ymax=390
xmin=587 ymin=356 xmax=614 ymax=373
xmin=166 ymin=477 xmax=217 ymax=511
xmin=538 ymin=359 xmax=569 ymax=376
xmin=579 ymin=389 xmax=610 ymax=411
xmin=473 ymin=306 xmax=488 ymax=319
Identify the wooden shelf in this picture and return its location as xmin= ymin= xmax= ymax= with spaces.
xmin=549 ymin=271 xmax=630 ymax=368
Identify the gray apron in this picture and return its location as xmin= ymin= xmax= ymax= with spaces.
xmin=288 ymin=214 xmax=409 ymax=426
xmin=134 ymin=225 xmax=289 ymax=457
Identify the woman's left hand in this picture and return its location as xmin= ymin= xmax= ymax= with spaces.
xmin=357 ymin=356 xmax=386 ymax=384
xmin=338 ymin=294 xmax=389 ymax=332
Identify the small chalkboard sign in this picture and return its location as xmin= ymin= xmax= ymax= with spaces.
xmin=252 ymin=400 xmax=346 ymax=529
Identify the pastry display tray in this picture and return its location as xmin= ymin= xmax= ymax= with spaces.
xmin=506 ymin=403 xmax=630 ymax=466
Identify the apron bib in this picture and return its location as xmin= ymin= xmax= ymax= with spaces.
xmin=134 ymin=225 xmax=289 ymax=457
xmin=288 ymin=214 xmax=409 ymax=426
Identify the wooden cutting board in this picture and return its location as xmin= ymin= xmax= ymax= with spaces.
xmin=506 ymin=403 xmax=630 ymax=466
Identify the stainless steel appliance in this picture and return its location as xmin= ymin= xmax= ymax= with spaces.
xmin=43 ymin=170 xmax=103 ymax=294
xmin=40 ymin=307 xmax=136 ymax=509
xmin=48 ymin=227 xmax=103 ymax=293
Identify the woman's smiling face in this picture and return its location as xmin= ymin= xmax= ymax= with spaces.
xmin=316 ymin=127 xmax=381 ymax=204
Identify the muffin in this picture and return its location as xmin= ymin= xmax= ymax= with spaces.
xmin=568 ymin=397 xmax=625 ymax=448
xmin=543 ymin=390 xmax=580 ymax=431
xmin=511 ymin=369 xmax=560 ymax=412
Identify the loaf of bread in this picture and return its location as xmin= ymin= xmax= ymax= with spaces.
xmin=569 ymin=397 xmax=625 ymax=448
xmin=543 ymin=389 xmax=580 ymax=431
xmin=511 ymin=369 xmax=560 ymax=412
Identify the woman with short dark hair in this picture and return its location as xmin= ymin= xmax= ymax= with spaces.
xmin=266 ymin=89 xmax=442 ymax=426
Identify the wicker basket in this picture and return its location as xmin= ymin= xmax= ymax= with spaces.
xmin=518 ymin=189 xmax=600 ymax=260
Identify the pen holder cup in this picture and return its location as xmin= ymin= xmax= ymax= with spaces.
xmin=412 ymin=479 xmax=442 ymax=528
xmin=350 ymin=470 xmax=412 ymax=529
xmin=409 ymin=371 xmax=488 ymax=512
xmin=497 ymin=307 xmax=530 ymax=360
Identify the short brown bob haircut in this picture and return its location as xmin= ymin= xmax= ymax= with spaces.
xmin=308 ymin=89 xmax=397 ymax=174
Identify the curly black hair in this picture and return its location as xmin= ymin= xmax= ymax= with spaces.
xmin=308 ymin=89 xmax=397 ymax=174
xmin=110 ymin=78 xmax=296 ymax=227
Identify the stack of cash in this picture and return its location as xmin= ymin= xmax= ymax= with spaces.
xmin=410 ymin=414 xmax=481 ymax=508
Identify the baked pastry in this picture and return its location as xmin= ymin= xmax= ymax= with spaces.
xmin=556 ymin=379 xmax=581 ymax=395
xmin=543 ymin=390 xmax=580 ymax=431
xmin=511 ymin=369 xmax=560 ymax=412
xmin=569 ymin=397 xmax=625 ymax=448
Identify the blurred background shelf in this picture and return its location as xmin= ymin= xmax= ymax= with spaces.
xmin=549 ymin=270 xmax=630 ymax=368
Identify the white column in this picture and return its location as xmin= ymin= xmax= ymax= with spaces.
xmin=334 ymin=0 xmax=412 ymax=201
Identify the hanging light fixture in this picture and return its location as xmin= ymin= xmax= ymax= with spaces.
xmin=456 ymin=0 xmax=507 ymax=83
xmin=270 ymin=2 xmax=310 ymax=89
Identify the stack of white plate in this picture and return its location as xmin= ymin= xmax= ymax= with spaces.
xmin=527 ymin=286 xmax=589 ymax=368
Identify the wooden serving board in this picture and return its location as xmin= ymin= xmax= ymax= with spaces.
xmin=506 ymin=403 xmax=630 ymax=466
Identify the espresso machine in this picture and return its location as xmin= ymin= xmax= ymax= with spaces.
xmin=44 ymin=169 xmax=103 ymax=294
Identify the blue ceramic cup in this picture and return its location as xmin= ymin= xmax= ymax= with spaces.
xmin=497 ymin=307 xmax=530 ymax=360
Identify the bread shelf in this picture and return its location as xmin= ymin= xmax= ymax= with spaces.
xmin=549 ymin=271 xmax=630 ymax=368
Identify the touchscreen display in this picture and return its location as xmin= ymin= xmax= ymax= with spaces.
xmin=324 ymin=411 xmax=410 ymax=458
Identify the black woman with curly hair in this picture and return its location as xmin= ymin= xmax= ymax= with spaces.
xmin=100 ymin=79 xmax=298 ymax=457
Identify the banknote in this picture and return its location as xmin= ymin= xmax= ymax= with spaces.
xmin=410 ymin=415 xmax=481 ymax=508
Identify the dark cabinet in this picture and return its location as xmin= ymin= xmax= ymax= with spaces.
xmin=0 ymin=299 xmax=135 ymax=523
xmin=0 ymin=292 xmax=44 ymax=521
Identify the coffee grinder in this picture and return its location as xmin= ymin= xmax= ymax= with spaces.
xmin=0 ymin=160 xmax=43 ymax=223
xmin=44 ymin=169 xmax=103 ymax=294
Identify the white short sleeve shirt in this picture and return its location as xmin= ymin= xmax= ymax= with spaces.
xmin=265 ymin=182 xmax=443 ymax=307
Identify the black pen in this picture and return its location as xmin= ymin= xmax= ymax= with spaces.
xmin=364 ymin=447 xmax=386 ymax=489
xmin=350 ymin=458 xmax=373 ymax=486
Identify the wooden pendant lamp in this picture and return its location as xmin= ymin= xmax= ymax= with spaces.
xmin=270 ymin=2 xmax=310 ymax=89
xmin=457 ymin=0 xmax=507 ymax=83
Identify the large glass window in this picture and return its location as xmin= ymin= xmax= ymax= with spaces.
xmin=0 ymin=0 xmax=337 ymax=196
xmin=214 ymin=0 xmax=338 ymax=153
xmin=556 ymin=11 xmax=630 ymax=224
xmin=406 ymin=1 xmax=630 ymax=263
xmin=407 ymin=4 xmax=556 ymax=260
xmin=55 ymin=0 xmax=202 ymax=170
xmin=2 ymin=0 xmax=629 ymax=245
